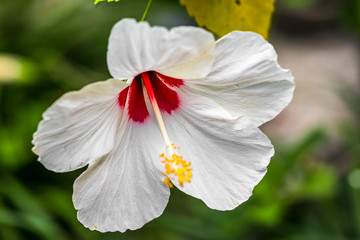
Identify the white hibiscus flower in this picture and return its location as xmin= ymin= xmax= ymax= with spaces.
xmin=32 ymin=18 xmax=294 ymax=232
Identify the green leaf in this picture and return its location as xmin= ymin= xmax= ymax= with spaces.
xmin=0 ymin=177 xmax=67 ymax=240
xmin=180 ymin=0 xmax=275 ymax=39
xmin=94 ymin=0 xmax=120 ymax=5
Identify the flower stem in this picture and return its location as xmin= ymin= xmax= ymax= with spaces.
xmin=141 ymin=0 xmax=153 ymax=22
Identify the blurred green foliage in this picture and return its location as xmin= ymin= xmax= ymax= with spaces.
xmin=341 ymin=0 xmax=360 ymax=35
xmin=278 ymin=0 xmax=322 ymax=10
xmin=278 ymin=0 xmax=360 ymax=36
xmin=0 ymin=0 xmax=360 ymax=239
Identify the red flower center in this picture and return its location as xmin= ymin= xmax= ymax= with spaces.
xmin=117 ymin=71 xmax=183 ymax=123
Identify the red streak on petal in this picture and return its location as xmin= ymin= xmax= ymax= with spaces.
xmin=155 ymin=72 xmax=184 ymax=88
xmin=118 ymin=86 xmax=129 ymax=108
xmin=127 ymin=76 xmax=149 ymax=123
xmin=148 ymin=72 xmax=180 ymax=114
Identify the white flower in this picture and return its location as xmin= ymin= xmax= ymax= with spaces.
xmin=32 ymin=18 xmax=294 ymax=232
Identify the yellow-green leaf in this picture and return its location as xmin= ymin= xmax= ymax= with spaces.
xmin=94 ymin=0 xmax=120 ymax=5
xmin=180 ymin=0 xmax=275 ymax=39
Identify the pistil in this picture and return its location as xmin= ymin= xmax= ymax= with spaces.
xmin=142 ymin=72 xmax=174 ymax=156
xmin=142 ymin=72 xmax=192 ymax=188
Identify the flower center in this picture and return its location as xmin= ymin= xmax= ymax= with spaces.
xmin=117 ymin=71 xmax=183 ymax=123
xmin=118 ymin=71 xmax=192 ymax=188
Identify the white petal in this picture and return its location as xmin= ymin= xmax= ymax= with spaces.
xmin=32 ymin=79 xmax=127 ymax=172
xmin=73 ymin=116 xmax=170 ymax=232
xmin=163 ymin=87 xmax=274 ymax=210
xmin=188 ymin=31 xmax=295 ymax=126
xmin=107 ymin=18 xmax=215 ymax=82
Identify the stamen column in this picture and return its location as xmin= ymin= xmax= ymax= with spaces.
xmin=142 ymin=72 xmax=192 ymax=188
xmin=142 ymin=72 xmax=174 ymax=156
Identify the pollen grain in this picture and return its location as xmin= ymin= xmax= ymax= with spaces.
xmin=161 ymin=145 xmax=192 ymax=188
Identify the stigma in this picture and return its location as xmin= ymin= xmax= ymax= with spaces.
xmin=141 ymin=72 xmax=192 ymax=188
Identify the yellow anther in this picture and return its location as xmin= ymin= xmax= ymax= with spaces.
xmin=163 ymin=177 xmax=173 ymax=188
xmin=160 ymin=145 xmax=192 ymax=188
xmin=94 ymin=226 xmax=97 ymax=229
